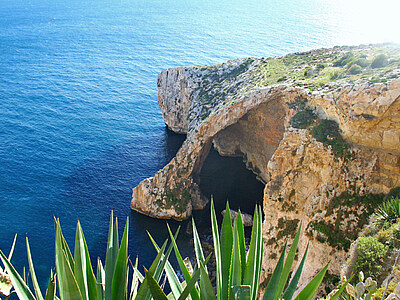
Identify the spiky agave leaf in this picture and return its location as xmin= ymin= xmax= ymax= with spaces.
xmin=54 ymin=219 xmax=83 ymax=300
xmin=74 ymin=221 xmax=98 ymax=300
xmin=376 ymin=197 xmax=400 ymax=227
xmin=210 ymin=198 xmax=222 ymax=300
xmin=26 ymin=237 xmax=44 ymax=300
xmin=147 ymin=230 xmax=183 ymax=299
xmin=243 ymin=205 xmax=263 ymax=300
xmin=105 ymin=211 xmax=119 ymax=300
xmin=111 ymin=217 xmax=129 ymax=300
xmin=167 ymin=224 xmax=200 ymax=300
xmin=44 ymin=270 xmax=56 ymax=300
xmin=220 ymin=202 xmax=233 ymax=300
xmin=0 ymin=250 xmax=36 ymax=300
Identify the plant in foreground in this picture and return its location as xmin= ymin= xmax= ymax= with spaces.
xmin=375 ymin=197 xmax=400 ymax=229
xmin=0 ymin=213 xmax=131 ymax=300
xmin=142 ymin=201 xmax=343 ymax=300
xmin=0 ymin=202 xmax=346 ymax=299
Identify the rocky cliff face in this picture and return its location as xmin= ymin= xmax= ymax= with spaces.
xmin=131 ymin=44 xmax=400 ymax=284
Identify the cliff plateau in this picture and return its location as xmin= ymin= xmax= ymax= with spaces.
xmin=131 ymin=45 xmax=400 ymax=285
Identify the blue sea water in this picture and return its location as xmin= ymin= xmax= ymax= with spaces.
xmin=0 ymin=0 xmax=398 ymax=293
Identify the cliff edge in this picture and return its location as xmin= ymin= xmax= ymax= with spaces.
xmin=131 ymin=44 xmax=400 ymax=283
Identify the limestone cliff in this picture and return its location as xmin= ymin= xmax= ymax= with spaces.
xmin=131 ymin=44 xmax=400 ymax=284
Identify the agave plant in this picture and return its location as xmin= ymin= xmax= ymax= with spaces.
xmin=0 ymin=203 xmax=347 ymax=300
xmin=259 ymin=215 xmax=348 ymax=300
xmin=376 ymin=197 xmax=400 ymax=228
xmin=138 ymin=200 xmax=263 ymax=300
xmin=142 ymin=200 xmax=347 ymax=300
xmin=0 ymin=212 xmax=131 ymax=300
xmin=0 ymin=212 xmax=196 ymax=300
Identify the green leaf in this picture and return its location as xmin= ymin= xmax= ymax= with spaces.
xmin=282 ymin=243 xmax=309 ymax=300
xmin=145 ymin=269 xmax=168 ymax=300
xmin=129 ymin=258 xmax=141 ymax=300
xmin=192 ymin=219 xmax=207 ymax=273
xmin=211 ymin=198 xmax=222 ymax=300
xmin=230 ymin=285 xmax=251 ymax=300
xmin=236 ymin=211 xmax=246 ymax=283
xmin=243 ymin=207 xmax=258 ymax=288
xmin=105 ymin=212 xmax=119 ymax=300
xmin=329 ymin=275 xmax=354 ymax=300
xmin=8 ymin=234 xmax=17 ymax=260
xmin=263 ymin=243 xmax=287 ymax=300
xmin=74 ymin=221 xmax=98 ymax=300
xmin=177 ymin=266 xmax=201 ymax=300
xmin=275 ymin=224 xmax=302 ymax=300
xmin=0 ymin=250 xmax=36 ymax=300
xmin=200 ymin=261 xmax=216 ymax=300
xmin=221 ymin=202 xmax=233 ymax=300
xmin=147 ymin=231 xmax=183 ymax=299
xmin=253 ymin=205 xmax=263 ymax=300
xmin=55 ymin=220 xmax=83 ymax=300
xmin=294 ymin=263 xmax=329 ymax=300
xmin=96 ymin=259 xmax=105 ymax=300
xmin=26 ymin=237 xmax=44 ymax=300
xmin=152 ymin=227 xmax=179 ymax=284
xmin=244 ymin=206 xmax=263 ymax=300
xmin=135 ymin=240 xmax=168 ymax=299
xmin=167 ymin=224 xmax=200 ymax=300
xmin=54 ymin=218 xmax=75 ymax=272
xmin=44 ymin=271 xmax=56 ymax=300
xmin=231 ymin=218 xmax=242 ymax=286
xmin=111 ymin=217 xmax=129 ymax=300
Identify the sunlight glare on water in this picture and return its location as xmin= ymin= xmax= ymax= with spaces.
xmin=319 ymin=0 xmax=400 ymax=44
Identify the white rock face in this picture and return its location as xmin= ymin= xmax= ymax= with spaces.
xmin=157 ymin=68 xmax=194 ymax=133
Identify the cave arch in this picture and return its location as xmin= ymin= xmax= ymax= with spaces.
xmin=195 ymin=98 xmax=287 ymax=216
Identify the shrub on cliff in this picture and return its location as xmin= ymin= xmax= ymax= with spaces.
xmin=347 ymin=64 xmax=362 ymax=75
xmin=355 ymin=236 xmax=389 ymax=278
xmin=333 ymin=51 xmax=354 ymax=67
xmin=353 ymin=58 xmax=370 ymax=68
xmin=371 ymin=54 xmax=388 ymax=69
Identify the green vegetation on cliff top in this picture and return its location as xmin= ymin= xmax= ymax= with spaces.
xmin=251 ymin=44 xmax=400 ymax=91
xmin=192 ymin=44 xmax=400 ymax=122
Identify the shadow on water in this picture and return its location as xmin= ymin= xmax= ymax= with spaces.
xmin=195 ymin=146 xmax=265 ymax=232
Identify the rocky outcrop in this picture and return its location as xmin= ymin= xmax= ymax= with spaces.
xmin=221 ymin=209 xmax=254 ymax=227
xmin=132 ymin=44 xmax=400 ymax=283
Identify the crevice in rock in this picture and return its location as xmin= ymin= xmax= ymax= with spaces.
xmin=192 ymin=138 xmax=213 ymax=183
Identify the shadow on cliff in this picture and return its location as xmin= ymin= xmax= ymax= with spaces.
xmin=195 ymin=146 xmax=265 ymax=228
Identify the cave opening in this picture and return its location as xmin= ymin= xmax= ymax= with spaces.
xmin=197 ymin=146 xmax=265 ymax=222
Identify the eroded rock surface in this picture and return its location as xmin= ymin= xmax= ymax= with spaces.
xmin=131 ymin=44 xmax=400 ymax=285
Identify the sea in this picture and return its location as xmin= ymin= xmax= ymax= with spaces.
xmin=0 ymin=0 xmax=398 ymax=294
